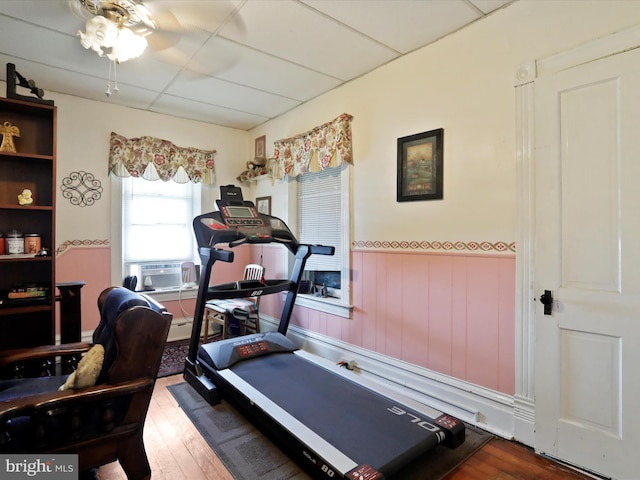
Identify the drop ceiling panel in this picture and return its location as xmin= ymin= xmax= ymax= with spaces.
xmin=219 ymin=0 xmax=400 ymax=81
xmin=151 ymin=94 xmax=269 ymax=130
xmin=187 ymin=37 xmax=343 ymax=101
xmin=166 ymin=70 xmax=300 ymax=117
xmin=301 ymin=0 xmax=482 ymax=54
xmin=0 ymin=17 xmax=99 ymax=73
xmin=0 ymin=0 xmax=80 ymax=34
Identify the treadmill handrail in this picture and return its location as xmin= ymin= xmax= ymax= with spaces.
xmin=199 ymin=247 xmax=234 ymax=263
xmin=204 ymin=279 xmax=295 ymax=301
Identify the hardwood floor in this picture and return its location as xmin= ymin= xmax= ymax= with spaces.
xmin=98 ymin=375 xmax=592 ymax=480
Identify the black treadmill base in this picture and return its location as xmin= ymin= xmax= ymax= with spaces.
xmin=183 ymin=360 xmax=222 ymax=406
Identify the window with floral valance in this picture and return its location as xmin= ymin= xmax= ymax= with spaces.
xmin=108 ymin=132 xmax=216 ymax=184
xmin=272 ymin=113 xmax=353 ymax=180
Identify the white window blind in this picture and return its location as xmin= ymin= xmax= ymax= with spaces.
xmin=122 ymin=176 xmax=199 ymax=265
xmin=297 ymin=168 xmax=342 ymax=272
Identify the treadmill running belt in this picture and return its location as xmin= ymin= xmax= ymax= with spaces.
xmin=230 ymin=353 xmax=444 ymax=476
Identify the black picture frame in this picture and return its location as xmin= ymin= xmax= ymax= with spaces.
xmin=397 ymin=128 xmax=443 ymax=202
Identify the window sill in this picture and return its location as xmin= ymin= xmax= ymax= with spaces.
xmin=140 ymin=286 xmax=198 ymax=302
xmin=294 ymin=293 xmax=352 ymax=319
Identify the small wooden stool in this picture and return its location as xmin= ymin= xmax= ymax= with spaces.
xmin=203 ymin=299 xmax=259 ymax=341
xmin=203 ymin=303 xmax=227 ymax=341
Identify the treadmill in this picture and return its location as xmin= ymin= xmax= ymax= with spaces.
xmin=184 ymin=185 xmax=465 ymax=479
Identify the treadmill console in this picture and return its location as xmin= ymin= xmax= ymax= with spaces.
xmin=193 ymin=184 xmax=299 ymax=251
xmin=218 ymin=204 xmax=263 ymax=227
xmin=236 ymin=340 xmax=270 ymax=357
xmin=198 ymin=332 xmax=298 ymax=370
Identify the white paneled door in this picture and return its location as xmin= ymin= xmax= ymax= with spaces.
xmin=534 ymin=45 xmax=640 ymax=479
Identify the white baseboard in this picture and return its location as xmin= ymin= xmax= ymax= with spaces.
xmin=261 ymin=315 xmax=521 ymax=441
xmin=513 ymin=395 xmax=535 ymax=446
xmin=167 ymin=316 xmax=196 ymax=342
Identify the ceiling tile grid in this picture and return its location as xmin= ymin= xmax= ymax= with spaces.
xmin=0 ymin=0 xmax=514 ymax=130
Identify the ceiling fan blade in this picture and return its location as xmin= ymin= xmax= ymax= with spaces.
xmin=146 ymin=29 xmax=182 ymax=52
xmin=144 ymin=0 xmax=245 ymax=35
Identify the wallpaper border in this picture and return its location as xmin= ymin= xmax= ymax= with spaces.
xmin=352 ymin=240 xmax=516 ymax=253
xmin=56 ymin=239 xmax=110 ymax=257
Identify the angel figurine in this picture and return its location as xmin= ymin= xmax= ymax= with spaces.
xmin=0 ymin=121 xmax=20 ymax=153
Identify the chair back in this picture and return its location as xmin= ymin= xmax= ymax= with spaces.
xmin=244 ymin=264 xmax=265 ymax=306
xmin=93 ymin=287 xmax=171 ymax=384
xmin=243 ymin=263 xmax=264 ymax=282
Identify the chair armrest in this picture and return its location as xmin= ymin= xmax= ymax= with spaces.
xmin=0 ymin=342 xmax=93 ymax=369
xmin=0 ymin=377 xmax=153 ymax=422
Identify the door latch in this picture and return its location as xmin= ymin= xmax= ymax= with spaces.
xmin=539 ymin=290 xmax=553 ymax=315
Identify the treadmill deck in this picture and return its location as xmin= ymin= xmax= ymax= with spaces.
xmin=197 ymin=333 xmax=464 ymax=478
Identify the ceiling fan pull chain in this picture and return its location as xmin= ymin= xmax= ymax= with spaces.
xmin=113 ymin=59 xmax=119 ymax=94
xmin=105 ymin=58 xmax=120 ymax=97
xmin=105 ymin=58 xmax=112 ymax=97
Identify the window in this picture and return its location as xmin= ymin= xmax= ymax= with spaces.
xmin=293 ymin=163 xmax=351 ymax=317
xmin=112 ymin=175 xmax=200 ymax=296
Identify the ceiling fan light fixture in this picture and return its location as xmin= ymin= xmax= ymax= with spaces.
xmin=76 ymin=0 xmax=151 ymax=63
xmin=108 ymin=26 xmax=147 ymax=62
xmin=77 ymin=16 xmax=117 ymax=53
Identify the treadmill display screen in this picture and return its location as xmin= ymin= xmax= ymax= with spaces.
xmin=226 ymin=206 xmax=255 ymax=218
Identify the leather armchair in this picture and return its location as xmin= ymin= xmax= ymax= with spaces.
xmin=0 ymin=287 xmax=172 ymax=480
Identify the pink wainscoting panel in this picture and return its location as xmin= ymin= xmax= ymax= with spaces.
xmin=345 ymin=251 xmax=364 ymax=347
xmin=427 ymin=255 xmax=454 ymax=376
xmin=55 ymin=247 xmax=111 ymax=333
xmin=350 ymin=254 xmax=364 ymax=350
xmin=384 ymin=254 xmax=404 ymax=359
xmin=400 ymin=254 xmax=429 ymax=368
xmin=451 ymin=257 xmax=469 ymax=381
xmin=465 ymin=257 xmax=501 ymax=390
xmin=375 ymin=253 xmax=389 ymax=353
xmin=498 ymin=258 xmax=516 ymax=394
xmin=254 ymin=246 xmax=516 ymax=396
xmin=209 ymin=246 xmax=251 ymax=285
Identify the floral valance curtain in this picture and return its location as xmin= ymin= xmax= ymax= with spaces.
xmin=108 ymin=132 xmax=216 ymax=184
xmin=272 ymin=113 xmax=353 ymax=180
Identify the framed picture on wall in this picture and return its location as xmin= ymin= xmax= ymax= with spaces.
xmin=397 ymin=128 xmax=443 ymax=202
xmin=255 ymin=135 xmax=266 ymax=159
xmin=256 ymin=196 xmax=271 ymax=215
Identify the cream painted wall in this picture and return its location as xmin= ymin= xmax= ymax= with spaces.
xmin=49 ymin=92 xmax=250 ymax=244
xmin=0 ymin=84 xmax=253 ymax=331
xmin=248 ymin=0 xmax=640 ymax=246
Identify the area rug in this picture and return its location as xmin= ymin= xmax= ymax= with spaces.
xmin=168 ymin=381 xmax=492 ymax=480
xmin=158 ymin=339 xmax=191 ymax=378
xmin=158 ymin=333 xmax=224 ymax=378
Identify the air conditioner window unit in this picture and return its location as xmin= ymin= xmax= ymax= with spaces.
xmin=137 ymin=262 xmax=182 ymax=290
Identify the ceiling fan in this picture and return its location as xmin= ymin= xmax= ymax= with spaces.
xmin=74 ymin=0 xmax=160 ymax=63
xmin=70 ymin=0 xmax=245 ymax=96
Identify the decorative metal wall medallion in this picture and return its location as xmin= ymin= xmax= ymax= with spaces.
xmin=60 ymin=171 xmax=103 ymax=206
